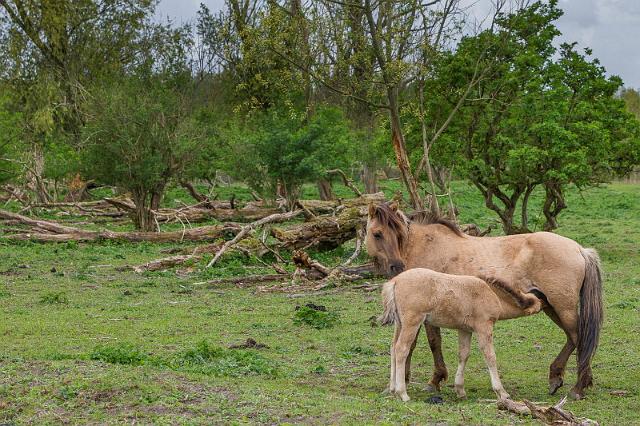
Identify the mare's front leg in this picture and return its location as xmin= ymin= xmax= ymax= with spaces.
xmin=476 ymin=323 xmax=510 ymax=401
xmin=424 ymin=323 xmax=448 ymax=391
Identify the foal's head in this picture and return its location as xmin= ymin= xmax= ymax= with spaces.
xmin=365 ymin=202 xmax=408 ymax=277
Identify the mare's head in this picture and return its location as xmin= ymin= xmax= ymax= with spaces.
xmin=365 ymin=202 xmax=408 ymax=277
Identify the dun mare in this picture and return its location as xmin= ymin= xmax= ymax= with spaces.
xmin=380 ymin=268 xmax=544 ymax=402
xmin=366 ymin=202 xmax=603 ymax=399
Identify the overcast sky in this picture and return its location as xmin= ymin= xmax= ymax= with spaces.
xmin=156 ymin=0 xmax=640 ymax=88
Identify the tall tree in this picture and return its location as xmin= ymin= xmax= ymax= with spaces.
xmin=430 ymin=1 xmax=640 ymax=233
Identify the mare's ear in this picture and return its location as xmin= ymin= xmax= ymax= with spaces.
xmin=388 ymin=201 xmax=398 ymax=212
xmin=368 ymin=203 xmax=376 ymax=218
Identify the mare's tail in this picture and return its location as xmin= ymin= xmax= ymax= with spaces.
xmin=379 ymin=280 xmax=398 ymax=326
xmin=577 ymin=248 xmax=604 ymax=389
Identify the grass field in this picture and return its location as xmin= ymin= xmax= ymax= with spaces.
xmin=1 ymin=181 xmax=639 ymax=425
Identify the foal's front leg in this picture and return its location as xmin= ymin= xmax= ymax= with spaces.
xmin=425 ymin=323 xmax=448 ymax=391
xmin=394 ymin=321 xmax=422 ymax=402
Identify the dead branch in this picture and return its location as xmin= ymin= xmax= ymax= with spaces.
xmin=523 ymin=397 xmax=599 ymax=426
xmin=205 ymin=273 xmax=291 ymax=286
xmin=327 ymin=169 xmax=363 ymax=197
xmin=206 ymin=209 xmax=304 ymax=267
xmin=342 ymin=228 xmax=364 ymax=266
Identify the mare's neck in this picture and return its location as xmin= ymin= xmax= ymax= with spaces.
xmin=402 ymin=222 xmax=467 ymax=266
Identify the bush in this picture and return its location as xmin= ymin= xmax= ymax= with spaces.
xmin=39 ymin=292 xmax=69 ymax=305
xmin=170 ymin=340 xmax=278 ymax=377
xmin=293 ymin=304 xmax=339 ymax=329
xmin=90 ymin=343 xmax=147 ymax=366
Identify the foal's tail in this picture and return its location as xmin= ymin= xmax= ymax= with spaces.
xmin=379 ymin=280 xmax=399 ymax=326
xmin=577 ymin=247 xmax=604 ymax=389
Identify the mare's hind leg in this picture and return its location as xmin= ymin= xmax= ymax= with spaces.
xmin=475 ymin=323 xmax=510 ymax=401
xmin=393 ymin=318 xmax=423 ymax=402
xmin=424 ymin=324 xmax=448 ymax=391
xmin=553 ymin=309 xmax=592 ymax=400
xmin=545 ymin=306 xmax=576 ymax=395
xmin=404 ymin=328 xmax=418 ymax=382
xmin=454 ymin=330 xmax=472 ymax=399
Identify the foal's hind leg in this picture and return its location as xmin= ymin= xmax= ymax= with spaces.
xmin=544 ymin=307 xmax=577 ymax=395
xmin=454 ymin=330 xmax=472 ymax=399
xmin=388 ymin=323 xmax=401 ymax=393
xmin=476 ymin=323 xmax=510 ymax=401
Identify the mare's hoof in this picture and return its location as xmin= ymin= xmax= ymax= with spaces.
xmin=425 ymin=383 xmax=440 ymax=392
xmin=426 ymin=395 xmax=444 ymax=404
xmin=549 ymin=377 xmax=564 ymax=395
xmin=400 ymin=393 xmax=410 ymax=402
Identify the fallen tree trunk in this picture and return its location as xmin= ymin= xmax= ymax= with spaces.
xmin=107 ymin=197 xmax=282 ymax=223
xmin=298 ymin=191 xmax=385 ymax=215
xmin=271 ymin=206 xmax=367 ymax=250
xmin=0 ymin=209 xmax=241 ymax=243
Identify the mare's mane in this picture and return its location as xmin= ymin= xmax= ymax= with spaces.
xmin=370 ymin=203 xmax=464 ymax=246
xmin=407 ymin=210 xmax=464 ymax=237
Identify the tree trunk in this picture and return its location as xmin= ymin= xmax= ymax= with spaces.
xmin=542 ymin=183 xmax=566 ymax=231
xmin=131 ymin=190 xmax=155 ymax=232
xmin=388 ymin=88 xmax=422 ymax=209
xmin=362 ymin=163 xmax=378 ymax=193
xmin=317 ymin=179 xmax=334 ymax=201
xmin=521 ymin=184 xmax=535 ymax=232
xmin=28 ymin=144 xmax=51 ymax=204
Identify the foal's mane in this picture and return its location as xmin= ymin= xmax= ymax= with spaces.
xmin=407 ymin=210 xmax=464 ymax=237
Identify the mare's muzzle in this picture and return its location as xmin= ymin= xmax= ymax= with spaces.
xmin=389 ymin=261 xmax=405 ymax=276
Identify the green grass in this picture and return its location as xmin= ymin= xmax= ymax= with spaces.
xmin=0 ymin=181 xmax=639 ymax=424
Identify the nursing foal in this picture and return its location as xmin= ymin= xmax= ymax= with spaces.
xmin=380 ymin=268 xmax=543 ymax=402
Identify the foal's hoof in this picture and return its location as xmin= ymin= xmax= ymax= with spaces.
xmin=549 ymin=377 xmax=564 ymax=395
xmin=568 ymin=388 xmax=584 ymax=400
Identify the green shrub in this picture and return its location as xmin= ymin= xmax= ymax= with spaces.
xmin=293 ymin=305 xmax=338 ymax=329
xmin=39 ymin=292 xmax=69 ymax=305
xmin=171 ymin=340 xmax=277 ymax=377
xmin=90 ymin=343 xmax=147 ymax=366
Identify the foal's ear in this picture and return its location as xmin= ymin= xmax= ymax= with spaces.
xmin=388 ymin=201 xmax=398 ymax=212
xmin=368 ymin=202 xmax=376 ymax=218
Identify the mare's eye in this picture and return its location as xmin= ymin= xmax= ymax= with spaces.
xmin=374 ymin=232 xmax=383 ymax=240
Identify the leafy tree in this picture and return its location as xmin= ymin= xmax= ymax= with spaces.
xmin=429 ymin=1 xmax=640 ymax=233
xmin=81 ymin=80 xmax=203 ymax=230
xmin=232 ymin=106 xmax=355 ymax=209
xmin=0 ymin=92 xmax=22 ymax=184
xmin=621 ymin=87 xmax=640 ymax=119
xmin=0 ymin=0 xmax=186 ymax=201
